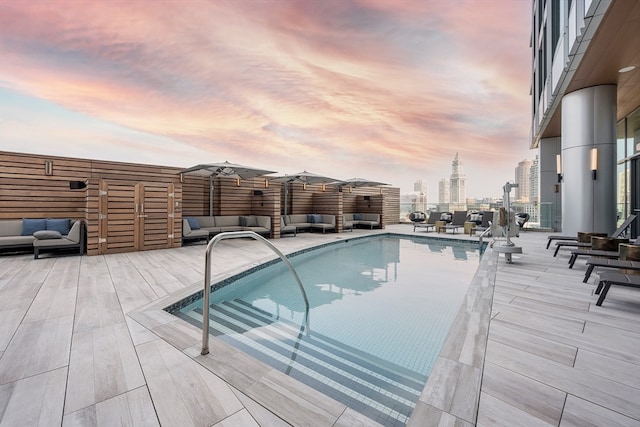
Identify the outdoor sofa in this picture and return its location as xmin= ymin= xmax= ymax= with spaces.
xmin=182 ymin=215 xmax=272 ymax=243
xmin=0 ymin=218 xmax=86 ymax=259
xmin=284 ymin=214 xmax=336 ymax=233
xmin=343 ymin=213 xmax=380 ymax=229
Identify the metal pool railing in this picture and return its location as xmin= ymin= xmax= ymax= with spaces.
xmin=200 ymin=231 xmax=309 ymax=355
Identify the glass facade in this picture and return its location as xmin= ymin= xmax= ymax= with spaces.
xmin=616 ymin=107 xmax=640 ymax=229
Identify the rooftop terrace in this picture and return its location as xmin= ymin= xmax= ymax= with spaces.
xmin=0 ymin=226 xmax=638 ymax=426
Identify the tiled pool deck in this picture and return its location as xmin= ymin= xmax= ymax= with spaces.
xmin=0 ymin=225 xmax=638 ymax=426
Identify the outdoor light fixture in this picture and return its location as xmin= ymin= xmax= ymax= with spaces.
xmin=264 ymin=179 xmax=269 ymax=188
xmin=321 ymin=184 xmax=326 ymax=192
xmin=556 ymin=154 xmax=562 ymax=183
xmin=179 ymin=173 xmax=184 ymax=183
xmin=303 ymin=183 xmax=307 ymax=190
xmin=235 ymin=178 xmax=240 ymax=186
xmin=590 ymin=148 xmax=598 ymax=180
xmin=45 ymin=160 xmax=53 ymax=176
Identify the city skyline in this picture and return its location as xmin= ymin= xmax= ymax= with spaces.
xmin=0 ymin=1 xmax=533 ymax=197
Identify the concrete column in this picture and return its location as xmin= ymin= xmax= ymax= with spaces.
xmin=560 ymin=85 xmax=617 ymax=235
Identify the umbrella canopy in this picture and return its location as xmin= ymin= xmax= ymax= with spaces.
xmin=269 ymin=171 xmax=341 ymax=216
xmin=333 ymin=177 xmax=388 ymax=188
xmin=181 ymin=161 xmax=276 ymax=216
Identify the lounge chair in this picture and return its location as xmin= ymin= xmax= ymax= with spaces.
xmin=414 ymin=211 xmax=441 ymax=233
xmin=568 ymin=248 xmax=618 ymax=269
xmin=583 ymin=257 xmax=640 ymax=282
xmin=472 ymin=211 xmax=493 ymax=235
xmin=594 ymin=271 xmax=640 ymax=306
xmin=444 ymin=211 xmax=468 ymax=234
xmin=552 ymin=214 xmax=637 ymax=256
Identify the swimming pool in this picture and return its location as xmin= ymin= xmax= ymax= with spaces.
xmin=169 ymin=235 xmax=482 ymax=426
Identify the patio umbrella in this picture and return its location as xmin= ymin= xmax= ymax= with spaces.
xmin=332 ymin=177 xmax=389 ymax=192
xmin=181 ymin=161 xmax=276 ymax=216
xmin=269 ymin=171 xmax=341 ymax=216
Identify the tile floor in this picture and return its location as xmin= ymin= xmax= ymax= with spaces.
xmin=0 ymin=226 xmax=638 ymax=426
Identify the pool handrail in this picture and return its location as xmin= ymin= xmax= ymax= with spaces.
xmin=201 ymin=230 xmax=309 ymax=355
xmin=478 ymin=226 xmax=492 ymax=255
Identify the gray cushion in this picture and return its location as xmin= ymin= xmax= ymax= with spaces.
xmin=34 ymin=230 xmax=63 ymax=240
xmin=67 ymin=221 xmax=82 ymax=243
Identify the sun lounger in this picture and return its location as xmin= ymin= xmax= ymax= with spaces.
xmin=583 ymin=257 xmax=640 ymax=282
xmin=594 ymin=271 xmax=640 ymax=306
xmin=414 ymin=211 xmax=441 ymax=233
xmin=552 ymin=214 xmax=637 ymax=256
xmin=568 ymin=248 xmax=619 ymax=268
xmin=546 ymin=235 xmax=576 ymax=249
xmin=444 ymin=211 xmax=468 ymax=234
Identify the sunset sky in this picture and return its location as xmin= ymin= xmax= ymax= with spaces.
xmin=0 ymin=0 xmax=534 ymax=197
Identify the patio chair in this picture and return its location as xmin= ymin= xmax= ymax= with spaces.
xmin=472 ymin=211 xmax=493 ymax=235
xmin=414 ymin=211 xmax=441 ymax=233
xmin=583 ymin=257 xmax=640 ymax=282
xmin=594 ymin=271 xmax=640 ymax=306
xmin=551 ymin=214 xmax=636 ymax=255
xmin=444 ymin=211 xmax=468 ymax=234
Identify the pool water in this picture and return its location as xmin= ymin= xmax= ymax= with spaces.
xmin=171 ymin=235 xmax=481 ymax=426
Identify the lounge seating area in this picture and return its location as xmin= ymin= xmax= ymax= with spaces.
xmin=182 ymin=215 xmax=272 ymax=243
xmin=284 ymin=214 xmax=336 ymax=233
xmin=342 ymin=213 xmax=380 ymax=229
xmin=0 ymin=218 xmax=86 ymax=259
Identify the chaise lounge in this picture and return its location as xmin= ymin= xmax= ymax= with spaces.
xmin=413 ymin=212 xmax=440 ymax=233
xmin=594 ymin=270 xmax=640 ymax=306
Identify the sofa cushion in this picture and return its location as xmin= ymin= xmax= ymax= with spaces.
xmin=0 ymin=235 xmax=35 ymax=246
xmin=239 ymin=216 xmax=258 ymax=227
xmin=308 ymin=214 xmax=322 ymax=224
xmin=0 ymin=220 xmax=23 ymax=237
xmin=46 ymin=218 xmax=71 ymax=235
xmin=67 ymin=221 xmax=82 ymax=243
xmin=22 ymin=218 xmax=46 ymax=236
xmin=353 ymin=213 xmax=362 ymax=220
xmin=186 ymin=217 xmax=200 ymax=230
xmin=34 ymin=230 xmax=63 ymax=240
xmin=215 ymin=216 xmax=240 ymax=227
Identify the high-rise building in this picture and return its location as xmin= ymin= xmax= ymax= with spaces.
xmin=414 ymin=180 xmax=427 ymax=194
xmin=531 ymin=1 xmax=640 ymax=235
xmin=529 ymin=155 xmax=539 ymax=204
xmin=449 ymin=153 xmax=466 ymax=205
xmin=438 ymin=179 xmax=450 ymax=204
xmin=514 ymin=159 xmax=533 ymax=202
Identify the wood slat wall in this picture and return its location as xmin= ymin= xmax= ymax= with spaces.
xmin=1 ymin=150 xmax=401 ymax=251
xmin=1 ymin=151 xmax=183 ymax=255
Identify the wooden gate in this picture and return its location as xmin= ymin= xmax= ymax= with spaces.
xmin=98 ymin=180 xmax=175 ymax=254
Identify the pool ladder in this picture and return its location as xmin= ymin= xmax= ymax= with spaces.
xmin=200 ymin=231 xmax=310 ymax=355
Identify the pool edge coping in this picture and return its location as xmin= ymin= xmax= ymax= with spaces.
xmin=129 ymin=231 xmax=497 ymax=426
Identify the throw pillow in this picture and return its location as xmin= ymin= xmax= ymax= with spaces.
xmin=246 ymin=216 xmax=258 ymax=227
xmin=34 ymin=230 xmax=63 ymax=240
xmin=239 ymin=216 xmax=247 ymax=226
xmin=311 ymin=214 xmax=323 ymax=224
xmin=46 ymin=218 xmax=71 ymax=235
xmin=186 ymin=217 xmax=200 ymax=230
xmin=353 ymin=213 xmax=362 ymax=220
xmin=22 ymin=218 xmax=46 ymax=236
xmin=469 ymin=213 xmax=482 ymax=225
xmin=440 ymin=212 xmax=452 ymax=223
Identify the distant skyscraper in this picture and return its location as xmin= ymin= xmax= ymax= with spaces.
xmin=414 ymin=180 xmax=427 ymax=194
xmin=529 ymin=155 xmax=539 ymax=203
xmin=449 ymin=153 xmax=466 ymax=204
xmin=515 ymin=159 xmax=533 ymax=202
xmin=438 ymin=179 xmax=450 ymax=204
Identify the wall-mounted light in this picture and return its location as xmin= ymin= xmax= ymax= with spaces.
xmin=348 ymin=186 xmax=352 ymax=193
xmin=321 ymin=184 xmax=326 ymax=192
xmin=236 ymin=178 xmax=241 ymax=186
xmin=179 ymin=173 xmax=184 ymax=183
xmin=303 ymin=183 xmax=307 ymax=190
xmin=45 ymin=160 xmax=53 ymax=176
xmin=556 ymin=154 xmax=562 ymax=183
xmin=264 ymin=179 xmax=269 ymax=188
xmin=590 ymin=148 xmax=598 ymax=180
